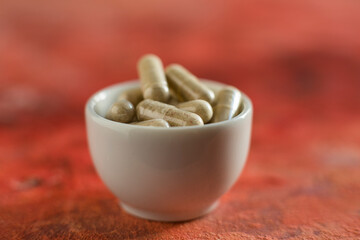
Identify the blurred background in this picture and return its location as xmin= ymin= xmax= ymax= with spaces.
xmin=1 ymin=0 xmax=360 ymax=239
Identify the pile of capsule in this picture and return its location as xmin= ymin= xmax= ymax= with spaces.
xmin=106 ymin=54 xmax=242 ymax=128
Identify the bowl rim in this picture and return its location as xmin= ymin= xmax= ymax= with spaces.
xmin=85 ymin=79 xmax=253 ymax=131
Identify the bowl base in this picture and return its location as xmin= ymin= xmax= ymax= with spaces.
xmin=120 ymin=201 xmax=219 ymax=222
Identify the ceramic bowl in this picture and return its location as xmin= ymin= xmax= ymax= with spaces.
xmin=85 ymin=80 xmax=253 ymax=221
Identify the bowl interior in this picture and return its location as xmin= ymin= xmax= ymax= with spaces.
xmin=87 ymin=79 xmax=251 ymax=129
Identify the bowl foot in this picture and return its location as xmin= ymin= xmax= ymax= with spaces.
xmin=119 ymin=201 xmax=219 ymax=222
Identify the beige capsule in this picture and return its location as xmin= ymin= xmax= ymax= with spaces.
xmin=212 ymin=86 xmax=241 ymax=123
xmin=137 ymin=54 xmax=169 ymax=102
xmin=176 ymin=100 xmax=213 ymax=123
xmin=131 ymin=119 xmax=170 ymax=128
xmin=137 ymin=99 xmax=204 ymax=127
xmin=117 ymin=87 xmax=143 ymax=106
xmin=165 ymin=64 xmax=215 ymax=104
xmin=106 ymin=99 xmax=135 ymax=123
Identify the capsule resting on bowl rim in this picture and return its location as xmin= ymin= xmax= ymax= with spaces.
xmin=176 ymin=100 xmax=213 ymax=124
xmin=165 ymin=64 xmax=215 ymax=104
xmin=212 ymin=86 xmax=241 ymax=123
xmin=137 ymin=54 xmax=170 ymax=102
xmin=136 ymin=99 xmax=204 ymax=127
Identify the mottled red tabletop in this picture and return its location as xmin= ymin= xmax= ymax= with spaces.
xmin=1 ymin=1 xmax=360 ymax=239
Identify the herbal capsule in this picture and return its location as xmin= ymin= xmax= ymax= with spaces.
xmin=117 ymin=87 xmax=143 ymax=106
xmin=137 ymin=54 xmax=169 ymax=102
xmin=106 ymin=99 xmax=135 ymax=123
xmin=177 ymin=100 xmax=213 ymax=123
xmin=137 ymin=99 xmax=204 ymax=127
xmin=131 ymin=119 xmax=170 ymax=128
xmin=212 ymin=86 xmax=241 ymax=123
xmin=165 ymin=64 xmax=215 ymax=104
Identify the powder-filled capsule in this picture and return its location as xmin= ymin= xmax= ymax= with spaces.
xmin=165 ymin=64 xmax=215 ymax=104
xmin=212 ymin=86 xmax=241 ymax=123
xmin=137 ymin=99 xmax=203 ymax=127
xmin=177 ymin=100 xmax=213 ymax=123
xmin=131 ymin=119 xmax=170 ymax=128
xmin=106 ymin=99 xmax=135 ymax=123
xmin=138 ymin=54 xmax=169 ymax=102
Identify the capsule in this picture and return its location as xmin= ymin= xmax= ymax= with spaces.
xmin=137 ymin=99 xmax=204 ymax=127
xmin=131 ymin=119 xmax=170 ymax=128
xmin=137 ymin=54 xmax=169 ymax=102
xmin=106 ymin=99 xmax=135 ymax=123
xmin=117 ymin=87 xmax=143 ymax=107
xmin=212 ymin=86 xmax=241 ymax=123
xmin=165 ymin=64 xmax=215 ymax=104
xmin=177 ymin=100 xmax=213 ymax=123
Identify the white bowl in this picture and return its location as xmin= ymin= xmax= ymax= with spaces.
xmin=85 ymin=80 xmax=253 ymax=222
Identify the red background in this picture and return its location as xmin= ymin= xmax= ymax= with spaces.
xmin=1 ymin=1 xmax=360 ymax=239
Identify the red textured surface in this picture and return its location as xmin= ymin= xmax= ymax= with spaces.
xmin=1 ymin=1 xmax=360 ymax=239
